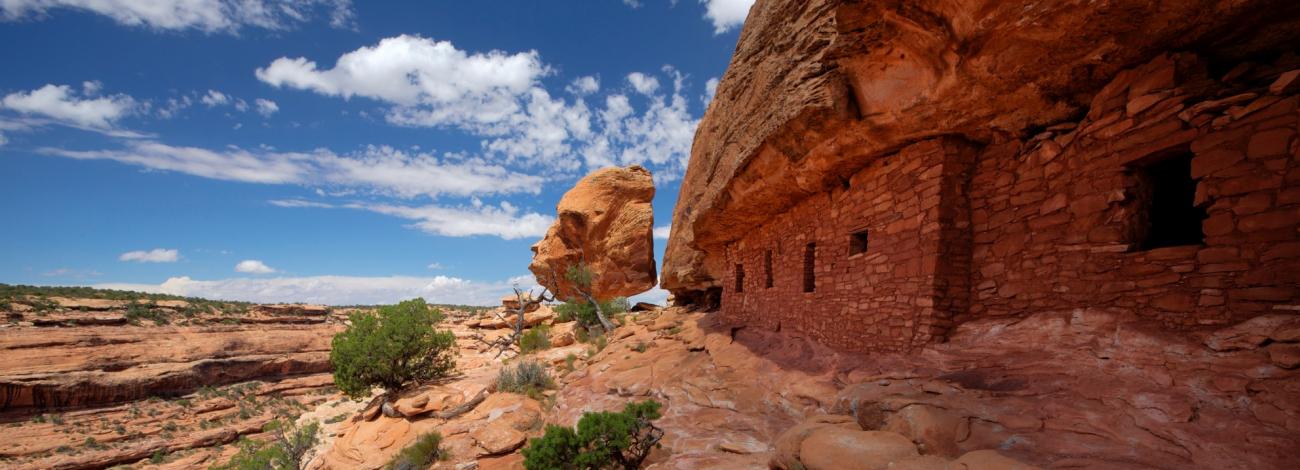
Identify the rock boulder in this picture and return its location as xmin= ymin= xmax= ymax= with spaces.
xmin=530 ymin=165 xmax=657 ymax=300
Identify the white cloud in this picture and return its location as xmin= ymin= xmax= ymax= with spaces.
xmin=254 ymin=98 xmax=278 ymax=117
xmin=82 ymin=80 xmax=102 ymax=95
xmin=352 ymin=200 xmax=553 ymax=240
xmin=39 ymin=142 xmax=545 ymax=198
xmin=626 ymin=72 xmax=659 ymax=95
xmin=256 ymin=36 xmax=702 ymax=179
xmin=94 ymin=273 xmax=540 ymax=306
xmin=700 ymin=0 xmax=753 ymax=33
xmin=622 ymin=0 xmax=642 ymax=8
xmin=200 ymin=89 xmax=229 ymax=107
xmin=2 ymin=83 xmax=137 ymax=130
xmin=426 ymin=262 xmax=443 ymax=270
xmin=268 ymin=199 xmax=333 ymax=209
xmin=629 ymin=285 xmax=669 ymax=306
xmin=235 ymin=259 xmax=275 ymax=274
xmin=256 ymin=34 xmax=546 ymax=130
xmin=653 ymin=225 xmax=671 ymax=240
xmin=0 ymin=0 xmax=355 ymax=33
xmin=703 ymin=77 xmax=719 ymax=105
xmin=42 ymin=267 xmax=102 ymax=278
xmin=119 ymin=248 xmax=179 ymax=263
xmin=0 ymin=132 xmax=7 ymax=146
xmin=566 ymin=76 xmax=600 ymax=95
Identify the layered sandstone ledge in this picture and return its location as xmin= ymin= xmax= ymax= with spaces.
xmin=662 ymin=0 xmax=1300 ymax=298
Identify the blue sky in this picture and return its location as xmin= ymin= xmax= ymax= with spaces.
xmin=0 ymin=0 xmax=753 ymax=305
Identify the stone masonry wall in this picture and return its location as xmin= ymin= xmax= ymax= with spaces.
xmin=719 ymin=53 xmax=1300 ymax=352
xmin=719 ymin=138 xmax=975 ymax=352
xmin=966 ymin=54 xmax=1300 ymax=327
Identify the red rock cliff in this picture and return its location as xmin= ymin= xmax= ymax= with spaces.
xmin=662 ymin=0 xmax=1300 ymax=300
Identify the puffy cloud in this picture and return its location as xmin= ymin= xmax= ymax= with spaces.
xmin=235 ymin=259 xmax=275 ymax=274
xmin=703 ymin=77 xmax=719 ymax=105
xmin=39 ymin=142 xmax=545 ymax=198
xmin=94 ymin=273 xmax=541 ymax=306
xmin=256 ymin=35 xmax=546 ymax=130
xmin=566 ymin=76 xmax=600 ymax=96
xmin=352 ymin=200 xmax=553 ymax=240
xmin=119 ymin=248 xmax=179 ymax=263
xmin=626 ymin=72 xmax=659 ymax=95
xmin=200 ymin=89 xmax=229 ymax=107
xmin=653 ymin=225 xmax=671 ymax=240
xmin=257 ymin=36 xmax=702 ymax=179
xmin=0 ymin=0 xmax=355 ymax=33
xmin=1 ymin=83 xmax=137 ymax=131
xmin=254 ymin=98 xmax=278 ymax=116
xmin=700 ymin=0 xmax=753 ymax=33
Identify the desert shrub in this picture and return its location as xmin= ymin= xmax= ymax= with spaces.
xmin=150 ymin=451 xmax=166 ymax=464
xmin=211 ymin=420 xmax=319 ymax=470
xmin=385 ymin=432 xmax=445 ymax=470
xmin=564 ymin=353 xmax=577 ymax=372
xmin=124 ymin=301 xmax=168 ymax=325
xmin=519 ymin=325 xmax=551 ymax=354
xmin=521 ymin=400 xmax=664 ymax=470
xmin=495 ymin=360 xmax=554 ymax=398
xmin=631 ymin=342 xmax=648 ymax=353
xmin=554 ymin=297 xmax=629 ymax=329
xmin=330 ymin=299 xmax=457 ymax=398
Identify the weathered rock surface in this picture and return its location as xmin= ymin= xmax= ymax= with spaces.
xmin=548 ymin=307 xmax=1300 ymax=469
xmin=530 ymin=165 xmax=657 ymax=301
xmin=662 ymin=0 xmax=1300 ymax=297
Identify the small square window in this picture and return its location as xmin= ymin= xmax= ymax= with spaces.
xmin=849 ymin=230 xmax=869 ymax=256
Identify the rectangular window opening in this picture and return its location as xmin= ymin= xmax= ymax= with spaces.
xmin=803 ymin=243 xmax=816 ymax=293
xmin=734 ymin=263 xmax=745 ymax=293
xmin=1136 ymin=152 xmax=1206 ymax=250
xmin=849 ymin=230 xmax=870 ymax=256
xmin=764 ymin=250 xmax=774 ymax=289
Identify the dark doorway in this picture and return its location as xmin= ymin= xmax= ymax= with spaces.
xmin=1137 ymin=153 xmax=1206 ymax=250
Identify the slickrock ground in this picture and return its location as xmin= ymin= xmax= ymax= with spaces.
xmin=301 ymin=304 xmax=1300 ymax=469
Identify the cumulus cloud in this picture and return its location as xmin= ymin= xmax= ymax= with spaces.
xmin=257 ymin=34 xmax=546 ymax=130
xmin=0 ymin=0 xmax=355 ymax=33
xmin=701 ymin=0 xmax=753 ymax=33
xmin=566 ymin=76 xmax=600 ymax=95
xmin=653 ymin=225 xmax=671 ymax=240
xmin=703 ymin=77 xmax=719 ymax=105
xmin=257 ymin=36 xmax=702 ymax=179
xmin=234 ymin=259 xmax=275 ymax=274
xmin=254 ymin=98 xmax=278 ymax=116
xmin=200 ymin=89 xmax=229 ymax=107
xmin=1 ymin=83 xmax=137 ymax=131
xmin=626 ymin=72 xmax=659 ymax=95
xmin=119 ymin=248 xmax=179 ymax=263
xmin=39 ymin=142 xmax=544 ymax=198
xmin=94 ymin=273 xmax=540 ymax=306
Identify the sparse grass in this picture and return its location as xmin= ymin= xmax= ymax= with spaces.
xmin=519 ymin=324 xmax=551 ymax=354
xmin=632 ymin=341 xmax=649 ymax=353
xmin=150 ymin=451 xmax=166 ymax=464
xmin=667 ymin=325 xmax=683 ymax=335
xmin=495 ymin=360 xmax=554 ymax=400
xmin=564 ymin=353 xmax=578 ymax=372
xmin=82 ymin=437 xmax=103 ymax=450
xmin=50 ymin=414 xmax=65 ymax=425
xmin=385 ymin=432 xmax=445 ymax=470
xmin=325 ymin=413 xmax=349 ymax=424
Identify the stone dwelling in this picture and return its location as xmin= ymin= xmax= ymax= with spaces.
xmin=661 ymin=0 xmax=1300 ymax=353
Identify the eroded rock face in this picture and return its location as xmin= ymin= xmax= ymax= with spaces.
xmin=662 ymin=0 xmax=1300 ymax=298
xmin=530 ymin=165 xmax=657 ymax=301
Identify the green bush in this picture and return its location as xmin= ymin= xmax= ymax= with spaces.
xmin=124 ymin=301 xmax=169 ymax=326
xmin=210 ymin=420 xmax=319 ymax=470
xmin=495 ymin=360 xmax=554 ymax=398
xmin=519 ymin=325 xmax=551 ymax=354
xmin=330 ymin=299 xmax=457 ymax=398
xmin=553 ymin=297 xmax=629 ymax=329
xmin=385 ymin=432 xmax=444 ymax=470
xmin=522 ymin=400 xmax=664 ymax=470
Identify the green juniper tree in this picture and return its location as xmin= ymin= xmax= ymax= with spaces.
xmin=330 ymin=299 xmax=457 ymax=400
